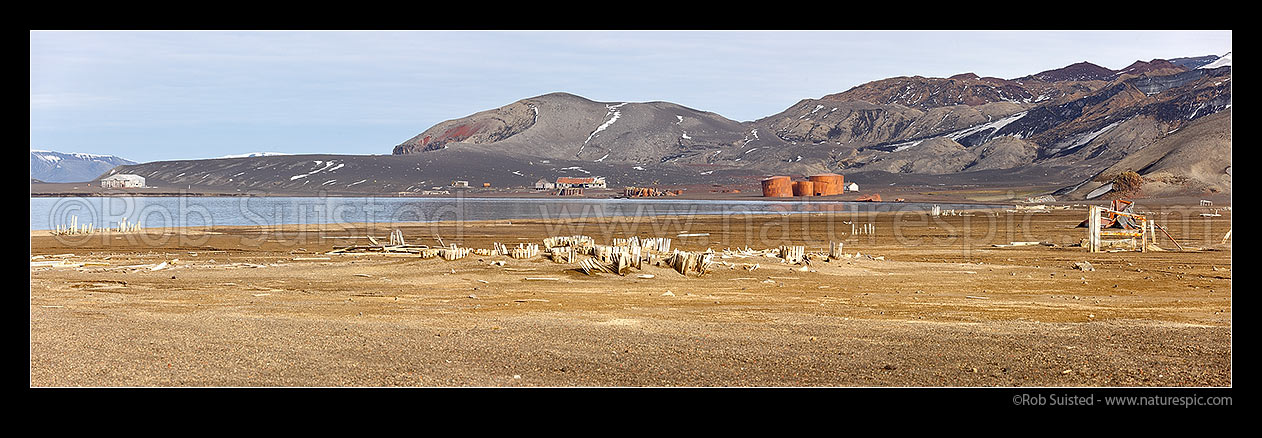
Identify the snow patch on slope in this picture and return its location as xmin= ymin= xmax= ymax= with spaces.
xmin=290 ymin=161 xmax=343 ymax=181
xmin=885 ymin=111 xmax=1028 ymax=152
xmin=1051 ymin=119 xmax=1126 ymax=154
xmin=581 ymin=103 xmax=628 ymax=152
xmin=947 ymin=111 xmax=1028 ymax=142
xmin=219 ymin=152 xmax=291 ymax=159
xmin=1200 ymin=52 xmax=1232 ymax=69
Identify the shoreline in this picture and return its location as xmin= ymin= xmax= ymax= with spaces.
xmin=29 ymin=197 xmax=1018 ymax=233
xmin=29 ymin=209 xmax=998 ymax=236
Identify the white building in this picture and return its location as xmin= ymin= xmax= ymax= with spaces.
xmin=100 ymin=174 xmax=145 ymax=189
xmin=534 ymin=178 xmax=556 ymax=190
xmin=845 ymin=182 xmax=859 ymax=192
xmin=451 ymin=180 xmax=469 ymax=188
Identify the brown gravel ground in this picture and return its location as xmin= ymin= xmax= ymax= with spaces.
xmin=29 ymin=205 xmax=1231 ymax=387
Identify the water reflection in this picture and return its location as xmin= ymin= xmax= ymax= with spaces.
xmin=31 ymin=196 xmax=999 ymax=231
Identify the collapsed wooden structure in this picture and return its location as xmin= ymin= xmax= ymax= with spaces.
xmin=622 ymin=186 xmax=680 ymax=198
xmin=1082 ymin=200 xmax=1182 ymax=253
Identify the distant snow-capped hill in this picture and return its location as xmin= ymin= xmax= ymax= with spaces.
xmin=216 ymin=152 xmax=293 ymax=158
xmin=30 ymin=150 xmax=136 ymax=183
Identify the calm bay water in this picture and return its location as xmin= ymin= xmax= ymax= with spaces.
xmin=30 ymin=196 xmax=998 ymax=231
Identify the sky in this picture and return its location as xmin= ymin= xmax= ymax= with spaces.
xmin=30 ymin=30 xmax=1232 ymax=163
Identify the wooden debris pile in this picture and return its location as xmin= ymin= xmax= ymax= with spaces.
xmin=510 ymin=243 xmax=539 ymax=259
xmin=473 ymin=243 xmax=505 ymax=256
xmin=543 ymin=235 xmax=595 ymax=251
xmin=717 ymin=246 xmax=778 ymax=259
xmin=327 ymin=230 xmax=433 ymax=255
xmin=779 ymin=245 xmax=805 ymax=264
xmin=622 ymin=186 xmax=680 ymax=198
xmin=549 ymin=246 xmax=577 ymax=263
xmin=577 ymin=242 xmax=646 ymax=276
xmin=326 ymin=229 xmax=874 ymax=278
xmin=664 ymin=250 xmax=714 ymax=276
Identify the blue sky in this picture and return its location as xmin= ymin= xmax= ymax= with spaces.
xmin=30 ymin=30 xmax=1231 ymax=163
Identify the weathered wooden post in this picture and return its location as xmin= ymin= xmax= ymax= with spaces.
xmin=1087 ymin=206 xmax=1101 ymax=253
xmin=829 ymin=241 xmax=844 ymax=259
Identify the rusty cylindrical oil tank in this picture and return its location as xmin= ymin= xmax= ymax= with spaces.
xmin=808 ymin=173 xmax=844 ymax=196
xmin=792 ymin=181 xmax=814 ymax=197
xmin=761 ymin=176 xmax=792 ymax=197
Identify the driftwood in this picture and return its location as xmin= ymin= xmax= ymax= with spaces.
xmin=327 ymin=243 xmax=430 ymax=255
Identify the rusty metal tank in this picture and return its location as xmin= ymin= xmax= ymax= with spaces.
xmin=808 ymin=173 xmax=844 ymax=196
xmin=760 ymin=176 xmax=792 ymax=197
xmin=792 ymin=181 xmax=814 ymax=197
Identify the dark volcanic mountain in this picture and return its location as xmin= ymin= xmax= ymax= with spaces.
xmin=88 ymin=53 xmax=1230 ymax=200
xmin=1019 ymin=61 xmax=1118 ymax=82
xmin=806 ymin=63 xmax=1231 ymax=197
xmin=393 ymin=92 xmax=752 ymax=166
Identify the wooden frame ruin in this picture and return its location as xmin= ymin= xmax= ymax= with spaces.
xmin=1086 ymin=205 xmax=1156 ymax=253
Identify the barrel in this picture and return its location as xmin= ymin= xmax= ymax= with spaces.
xmin=808 ymin=173 xmax=844 ymax=196
xmin=760 ymin=176 xmax=792 ymax=197
xmin=792 ymin=181 xmax=814 ymax=197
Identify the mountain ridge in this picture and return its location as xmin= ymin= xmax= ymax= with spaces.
xmin=51 ymin=53 xmax=1230 ymax=200
xmin=386 ymin=53 xmax=1229 ymax=198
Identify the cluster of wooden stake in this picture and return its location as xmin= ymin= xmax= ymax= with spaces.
xmin=849 ymin=222 xmax=875 ymax=236
xmin=51 ymin=215 xmax=142 ymax=236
